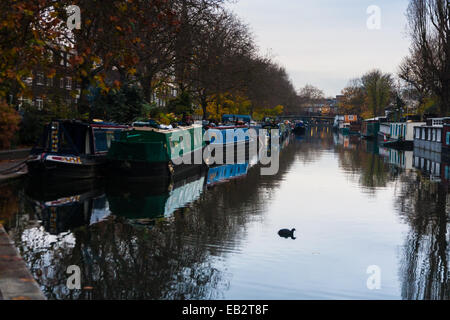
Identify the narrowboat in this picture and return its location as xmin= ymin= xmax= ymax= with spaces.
xmin=380 ymin=121 xmax=425 ymax=150
xmin=340 ymin=123 xmax=351 ymax=135
xmin=222 ymin=114 xmax=252 ymax=124
xmin=413 ymin=118 xmax=450 ymax=153
xmin=278 ymin=122 xmax=291 ymax=140
xmin=378 ymin=122 xmax=391 ymax=142
xmin=349 ymin=122 xmax=362 ymax=134
xmin=204 ymin=115 xmax=258 ymax=164
xmin=206 ymin=114 xmax=256 ymax=145
xmin=107 ymin=124 xmax=205 ymax=179
xmin=333 ymin=115 xmax=345 ymax=131
xmin=444 ymin=123 xmax=450 ymax=162
xmin=361 ymin=117 xmax=387 ymax=139
xmin=27 ymin=120 xmax=129 ymax=179
xmin=293 ymin=121 xmax=306 ymax=135
xmin=338 ymin=115 xmax=359 ymax=135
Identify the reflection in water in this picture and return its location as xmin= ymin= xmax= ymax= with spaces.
xmin=207 ymin=164 xmax=248 ymax=186
xmin=334 ymin=133 xmax=391 ymax=190
xmin=395 ymin=173 xmax=449 ymax=300
xmin=1 ymin=127 xmax=449 ymax=300
xmin=107 ymin=173 xmax=206 ymax=221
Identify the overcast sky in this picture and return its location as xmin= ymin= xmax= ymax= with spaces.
xmin=227 ymin=0 xmax=412 ymax=97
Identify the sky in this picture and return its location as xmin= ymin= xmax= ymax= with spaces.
xmin=227 ymin=0 xmax=412 ymax=97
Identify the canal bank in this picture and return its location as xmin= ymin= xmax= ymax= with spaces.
xmin=0 ymin=160 xmax=28 ymax=184
xmin=0 ymin=224 xmax=45 ymax=300
xmin=0 ymin=149 xmax=30 ymax=184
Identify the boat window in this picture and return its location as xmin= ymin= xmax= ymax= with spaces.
xmin=59 ymin=124 xmax=87 ymax=155
xmin=94 ymin=129 xmax=119 ymax=153
xmin=447 ymin=132 xmax=450 ymax=145
xmin=437 ymin=129 xmax=441 ymax=142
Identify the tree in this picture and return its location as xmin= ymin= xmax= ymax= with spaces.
xmin=297 ymin=84 xmax=325 ymax=114
xmin=403 ymin=0 xmax=450 ymax=115
xmin=167 ymin=91 xmax=194 ymax=116
xmin=361 ymin=69 xmax=393 ymax=118
xmin=0 ymin=0 xmax=57 ymax=101
xmin=91 ymin=84 xmax=149 ymax=124
xmin=298 ymin=84 xmax=325 ymax=101
xmin=338 ymin=81 xmax=367 ymax=116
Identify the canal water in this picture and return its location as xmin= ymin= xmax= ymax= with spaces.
xmin=0 ymin=127 xmax=448 ymax=300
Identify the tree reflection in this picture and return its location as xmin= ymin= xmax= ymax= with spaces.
xmin=333 ymin=134 xmax=392 ymax=191
xmin=395 ymin=172 xmax=449 ymax=300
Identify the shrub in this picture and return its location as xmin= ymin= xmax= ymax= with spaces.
xmin=0 ymin=99 xmax=21 ymax=149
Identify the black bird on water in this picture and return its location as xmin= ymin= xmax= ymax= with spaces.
xmin=278 ymin=228 xmax=296 ymax=240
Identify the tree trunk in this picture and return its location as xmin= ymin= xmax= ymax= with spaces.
xmin=141 ymin=75 xmax=154 ymax=104
xmin=201 ymin=95 xmax=208 ymax=120
xmin=79 ymin=75 xmax=91 ymax=120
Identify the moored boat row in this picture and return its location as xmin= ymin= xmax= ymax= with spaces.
xmin=333 ymin=113 xmax=450 ymax=169
xmin=26 ymin=115 xmax=295 ymax=181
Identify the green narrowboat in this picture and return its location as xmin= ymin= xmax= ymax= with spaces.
xmin=361 ymin=117 xmax=387 ymax=139
xmin=361 ymin=119 xmax=379 ymax=139
xmin=107 ymin=124 xmax=205 ymax=179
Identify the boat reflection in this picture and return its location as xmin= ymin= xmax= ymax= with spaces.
xmin=106 ymin=173 xmax=206 ymax=221
xmin=25 ymin=179 xmax=110 ymax=235
xmin=207 ymin=163 xmax=249 ymax=186
xmin=413 ymin=147 xmax=450 ymax=184
xmin=379 ymin=146 xmax=414 ymax=171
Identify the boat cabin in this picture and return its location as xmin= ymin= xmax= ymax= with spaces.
xmin=32 ymin=120 xmax=129 ymax=157
xmin=27 ymin=120 xmax=129 ymax=179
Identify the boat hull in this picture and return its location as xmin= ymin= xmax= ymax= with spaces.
xmin=293 ymin=126 xmax=306 ymax=135
xmin=27 ymin=158 xmax=104 ymax=180
xmin=107 ymin=146 xmax=207 ymax=180
xmin=380 ymin=139 xmax=413 ymax=151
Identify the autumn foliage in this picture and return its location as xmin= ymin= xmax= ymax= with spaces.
xmin=0 ymin=99 xmax=20 ymax=149
xmin=1 ymin=0 xmax=296 ymax=127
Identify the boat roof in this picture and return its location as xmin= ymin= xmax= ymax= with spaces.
xmin=222 ymin=114 xmax=252 ymax=122
xmin=363 ymin=117 xmax=387 ymax=122
xmin=50 ymin=119 xmax=129 ymax=129
xmin=132 ymin=124 xmax=202 ymax=133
